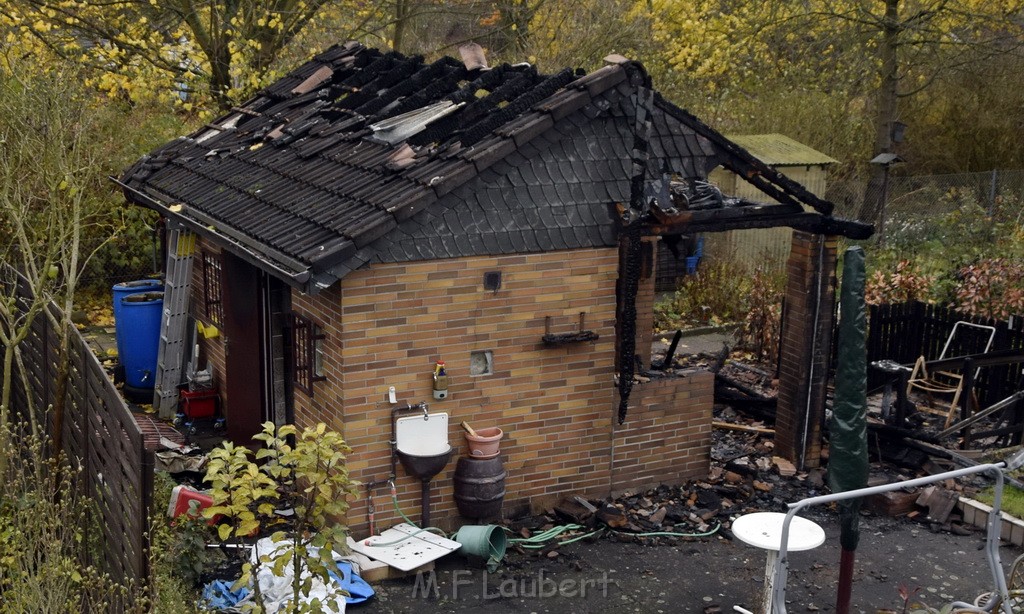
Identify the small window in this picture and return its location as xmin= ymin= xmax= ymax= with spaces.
xmin=202 ymin=252 xmax=224 ymax=325
xmin=470 ymin=350 xmax=493 ymax=376
xmin=289 ymin=312 xmax=326 ymax=395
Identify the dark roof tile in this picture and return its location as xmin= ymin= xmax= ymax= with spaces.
xmin=463 ymin=137 xmax=516 ymax=173
xmin=430 ymin=161 xmax=476 ymax=197
xmin=122 ymin=42 xmax=834 ymax=291
xmin=571 ymin=64 xmax=627 ymax=97
xmin=497 ymin=113 xmax=555 ymax=148
xmin=536 ymin=228 xmax=555 ymax=251
xmin=535 ymin=87 xmax=591 ymax=121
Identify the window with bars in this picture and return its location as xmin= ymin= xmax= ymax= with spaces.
xmin=202 ymin=252 xmax=225 ymax=325
xmin=289 ymin=312 xmax=326 ymax=395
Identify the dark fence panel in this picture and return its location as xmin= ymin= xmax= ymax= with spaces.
xmin=867 ymin=301 xmax=1024 ymax=407
xmin=2 ymin=269 xmax=152 ymax=608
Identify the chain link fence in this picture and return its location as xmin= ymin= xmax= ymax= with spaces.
xmin=827 ymin=168 xmax=1024 ymax=234
xmin=77 ymin=224 xmax=163 ymax=296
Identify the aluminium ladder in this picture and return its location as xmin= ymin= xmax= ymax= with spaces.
xmin=154 ymin=223 xmax=196 ymax=419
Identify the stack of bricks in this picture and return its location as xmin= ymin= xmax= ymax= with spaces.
xmin=774 ymin=231 xmax=837 ymax=470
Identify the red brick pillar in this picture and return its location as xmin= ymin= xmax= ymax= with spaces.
xmin=775 ymin=232 xmax=837 ymax=470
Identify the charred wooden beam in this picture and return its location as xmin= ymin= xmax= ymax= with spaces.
xmin=909 ymin=348 xmax=1024 ymax=373
xmin=653 ymin=93 xmax=838 ymax=216
xmin=644 ymin=208 xmax=873 ymax=240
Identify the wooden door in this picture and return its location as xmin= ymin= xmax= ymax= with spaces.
xmin=221 ymin=252 xmax=266 ymax=443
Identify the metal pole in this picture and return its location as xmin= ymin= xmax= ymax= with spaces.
xmin=989 ymin=169 xmax=998 ymax=216
xmin=876 ymin=166 xmax=890 ymax=246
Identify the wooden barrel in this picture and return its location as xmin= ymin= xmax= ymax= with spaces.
xmin=453 ymin=455 xmax=506 ymax=520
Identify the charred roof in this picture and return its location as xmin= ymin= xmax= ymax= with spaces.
xmin=119 ymin=42 xmax=868 ymax=293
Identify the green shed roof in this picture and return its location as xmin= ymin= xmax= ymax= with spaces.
xmin=726 ymin=133 xmax=838 ymax=167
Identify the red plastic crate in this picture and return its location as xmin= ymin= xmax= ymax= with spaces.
xmin=179 ymin=388 xmax=217 ymax=419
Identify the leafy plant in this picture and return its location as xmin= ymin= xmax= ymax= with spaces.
xmin=0 ymin=424 xmax=131 ymax=612
xmin=204 ymin=422 xmax=359 ymax=613
xmin=129 ymin=473 xmax=207 ymax=613
xmin=735 ymin=264 xmax=785 ymax=364
xmin=654 ymin=259 xmax=752 ymax=331
xmin=952 ymin=258 xmax=1024 ymax=320
xmin=865 ymin=260 xmax=933 ymax=306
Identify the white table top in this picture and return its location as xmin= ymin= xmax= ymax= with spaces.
xmin=731 ymin=512 xmax=826 ymax=552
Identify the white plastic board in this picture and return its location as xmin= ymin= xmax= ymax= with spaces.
xmin=350 ymin=523 xmax=461 ymax=571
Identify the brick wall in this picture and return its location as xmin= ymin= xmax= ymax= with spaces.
xmin=774 ymin=231 xmax=837 ymax=469
xmin=185 ymin=241 xmax=714 ymax=535
xmin=290 ymin=285 xmax=345 ymax=431
xmin=633 ymin=237 xmax=658 ymax=370
xmin=611 ymin=371 xmax=713 ymax=493
xmin=285 ymin=247 xmax=713 ymax=535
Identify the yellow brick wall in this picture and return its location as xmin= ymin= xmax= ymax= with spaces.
xmin=335 ymin=249 xmax=619 ymax=533
xmin=189 ymin=240 xmax=712 ymax=536
xmin=294 ymin=248 xmax=710 ymax=535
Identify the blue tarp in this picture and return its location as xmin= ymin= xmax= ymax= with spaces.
xmin=201 ymin=560 xmax=374 ymax=611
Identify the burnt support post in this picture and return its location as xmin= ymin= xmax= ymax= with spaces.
xmin=775 ymin=231 xmax=838 ymax=470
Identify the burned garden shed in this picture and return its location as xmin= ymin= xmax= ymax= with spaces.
xmin=119 ymin=42 xmax=869 ymax=532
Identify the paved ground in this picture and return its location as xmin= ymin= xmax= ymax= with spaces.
xmin=362 ymin=512 xmax=1024 ymax=613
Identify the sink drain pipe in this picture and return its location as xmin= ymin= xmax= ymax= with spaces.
xmin=365 ymin=402 xmax=430 ymax=532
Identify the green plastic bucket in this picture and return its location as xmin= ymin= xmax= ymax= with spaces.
xmin=454 ymin=524 xmax=507 ymax=572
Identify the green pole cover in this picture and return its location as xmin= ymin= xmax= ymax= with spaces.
xmin=829 ymin=246 xmax=869 ymax=551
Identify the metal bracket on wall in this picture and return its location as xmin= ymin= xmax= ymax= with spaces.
xmin=542 ymin=312 xmax=599 ymax=346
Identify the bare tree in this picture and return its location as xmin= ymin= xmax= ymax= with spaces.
xmin=0 ymin=60 xmax=121 ymax=456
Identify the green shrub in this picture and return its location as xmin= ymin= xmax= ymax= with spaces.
xmin=204 ymin=422 xmax=359 ymax=613
xmin=0 ymin=426 xmax=130 ymax=612
xmin=654 ymin=259 xmax=752 ymax=331
xmin=735 ymin=264 xmax=786 ymax=363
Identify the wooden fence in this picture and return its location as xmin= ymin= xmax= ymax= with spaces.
xmin=4 ymin=271 xmax=153 ymax=604
xmin=866 ymin=301 xmax=1024 ymax=407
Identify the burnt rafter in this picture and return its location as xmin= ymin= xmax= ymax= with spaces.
xmin=654 ymin=93 xmax=836 ymax=217
xmin=642 ymin=201 xmax=873 ymax=239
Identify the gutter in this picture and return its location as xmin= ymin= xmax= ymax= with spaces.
xmin=111 ymin=177 xmax=315 ymax=291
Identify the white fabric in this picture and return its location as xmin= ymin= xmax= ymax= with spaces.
xmin=239 ymin=537 xmax=347 ymax=613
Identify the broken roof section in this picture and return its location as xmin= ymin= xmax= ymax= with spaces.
xmin=119 ymin=42 xmax=869 ymax=294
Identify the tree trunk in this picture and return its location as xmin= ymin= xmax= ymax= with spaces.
xmin=392 ymin=0 xmax=410 ymax=53
xmin=858 ymin=0 xmax=900 ymax=224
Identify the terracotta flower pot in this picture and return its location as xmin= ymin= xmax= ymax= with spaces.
xmin=464 ymin=427 xmax=503 ymax=459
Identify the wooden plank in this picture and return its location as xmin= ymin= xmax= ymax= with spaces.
xmin=712 ymin=420 xmax=774 ymax=434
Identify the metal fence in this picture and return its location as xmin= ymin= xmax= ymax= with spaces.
xmin=3 ymin=268 xmax=153 ymax=609
xmin=827 ymin=168 xmax=1024 ymax=228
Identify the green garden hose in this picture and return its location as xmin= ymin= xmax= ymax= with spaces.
xmin=363 ymin=482 xmax=446 ymax=548
xmin=503 ymin=521 xmax=722 ymax=549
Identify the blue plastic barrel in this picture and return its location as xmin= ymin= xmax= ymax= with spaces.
xmin=112 ymin=280 xmax=163 ymax=358
xmin=119 ymin=291 xmax=164 ymax=390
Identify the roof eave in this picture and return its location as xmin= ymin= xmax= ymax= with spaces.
xmin=112 ymin=177 xmax=327 ymax=293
